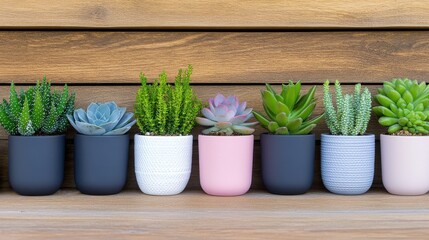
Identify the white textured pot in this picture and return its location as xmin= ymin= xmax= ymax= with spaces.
xmin=134 ymin=134 xmax=193 ymax=195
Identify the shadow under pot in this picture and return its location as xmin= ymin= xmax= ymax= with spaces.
xmin=8 ymin=135 xmax=65 ymax=196
xmin=261 ymin=133 xmax=315 ymax=195
xmin=199 ymin=135 xmax=254 ymax=196
xmin=321 ymin=134 xmax=375 ymax=195
xmin=134 ymin=134 xmax=193 ymax=196
xmin=74 ymin=134 xmax=129 ymax=195
xmin=381 ymin=134 xmax=429 ymax=196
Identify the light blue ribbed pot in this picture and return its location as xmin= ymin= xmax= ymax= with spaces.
xmin=321 ymin=134 xmax=375 ymax=195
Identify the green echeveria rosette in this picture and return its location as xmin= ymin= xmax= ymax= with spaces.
xmin=373 ymin=78 xmax=429 ymax=135
xmin=67 ymin=101 xmax=136 ymax=135
xmin=253 ymin=81 xmax=324 ymax=135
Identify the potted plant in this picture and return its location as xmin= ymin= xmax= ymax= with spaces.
xmin=373 ymin=78 xmax=429 ymax=195
xmin=322 ymin=80 xmax=374 ymax=195
xmin=0 ymin=77 xmax=75 ymax=195
xmin=67 ymin=101 xmax=136 ymax=195
xmin=196 ymin=94 xmax=257 ymax=196
xmin=253 ymin=81 xmax=324 ymax=195
xmin=134 ymin=65 xmax=201 ymax=195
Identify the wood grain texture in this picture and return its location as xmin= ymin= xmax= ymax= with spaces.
xmin=0 ymin=85 xmax=386 ymax=140
xmin=0 ymin=1 xmax=428 ymax=29
xmin=0 ymin=139 xmax=383 ymax=191
xmin=0 ymin=189 xmax=426 ymax=239
xmin=0 ymin=32 xmax=429 ymax=84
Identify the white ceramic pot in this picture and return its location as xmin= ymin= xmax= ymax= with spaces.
xmin=134 ymin=134 xmax=193 ymax=195
xmin=381 ymin=134 xmax=429 ymax=195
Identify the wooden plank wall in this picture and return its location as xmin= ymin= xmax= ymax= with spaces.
xmin=0 ymin=1 xmax=428 ymax=190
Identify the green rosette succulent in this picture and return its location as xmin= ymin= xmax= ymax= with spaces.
xmin=253 ymin=81 xmax=324 ymax=135
xmin=373 ymin=78 xmax=429 ymax=134
xmin=323 ymin=80 xmax=372 ymax=135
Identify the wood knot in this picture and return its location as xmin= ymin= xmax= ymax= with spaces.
xmin=87 ymin=5 xmax=108 ymax=21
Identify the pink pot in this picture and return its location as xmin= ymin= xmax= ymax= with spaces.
xmin=198 ymin=135 xmax=254 ymax=196
xmin=381 ymin=134 xmax=429 ymax=195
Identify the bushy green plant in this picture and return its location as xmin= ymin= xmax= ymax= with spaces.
xmin=135 ymin=65 xmax=202 ymax=135
xmin=373 ymin=78 xmax=429 ymax=134
xmin=323 ymin=80 xmax=372 ymax=135
xmin=0 ymin=77 xmax=75 ymax=136
xmin=253 ymin=81 xmax=324 ymax=135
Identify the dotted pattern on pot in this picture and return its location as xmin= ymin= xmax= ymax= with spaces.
xmin=321 ymin=134 xmax=375 ymax=195
xmin=134 ymin=135 xmax=192 ymax=195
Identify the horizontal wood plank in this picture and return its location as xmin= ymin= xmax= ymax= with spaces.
xmin=0 ymin=140 xmax=382 ymax=191
xmin=0 ymin=1 xmax=428 ymax=29
xmin=0 ymin=32 xmax=428 ymax=84
xmin=0 ymin=85 xmax=386 ymax=140
xmin=0 ymin=189 xmax=427 ymax=239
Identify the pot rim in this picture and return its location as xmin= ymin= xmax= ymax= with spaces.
xmin=380 ymin=133 xmax=429 ymax=138
xmin=9 ymin=134 xmax=66 ymax=139
xmin=76 ymin=133 xmax=129 ymax=138
xmin=198 ymin=134 xmax=254 ymax=139
xmin=261 ymin=133 xmax=315 ymax=137
xmin=321 ymin=133 xmax=375 ymax=137
xmin=134 ymin=134 xmax=193 ymax=139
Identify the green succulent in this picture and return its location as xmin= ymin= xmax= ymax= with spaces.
xmin=253 ymin=81 xmax=324 ymax=135
xmin=135 ymin=65 xmax=202 ymax=135
xmin=0 ymin=77 xmax=75 ymax=136
xmin=373 ymin=78 xmax=429 ymax=134
xmin=323 ymin=80 xmax=372 ymax=135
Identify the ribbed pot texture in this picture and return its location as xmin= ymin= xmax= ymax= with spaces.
xmin=381 ymin=134 xmax=429 ymax=196
xmin=8 ymin=135 xmax=65 ymax=196
xmin=74 ymin=134 xmax=129 ymax=195
xmin=199 ymin=135 xmax=254 ymax=196
xmin=134 ymin=135 xmax=192 ymax=196
xmin=261 ymin=133 xmax=315 ymax=195
xmin=321 ymin=134 xmax=375 ymax=195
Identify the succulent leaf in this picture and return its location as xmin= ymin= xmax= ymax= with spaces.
xmin=286 ymin=118 xmax=302 ymax=132
xmin=0 ymin=78 xmax=75 ymax=136
xmin=262 ymin=90 xmax=279 ymax=115
xmin=252 ymin=111 xmax=270 ymax=128
xmin=268 ymin=121 xmax=279 ymax=133
xmin=275 ymin=127 xmax=289 ymax=134
xmin=68 ymin=101 xmax=136 ymax=135
xmin=255 ymin=82 xmax=323 ymax=135
xmin=275 ymin=112 xmax=288 ymax=126
xmin=323 ymin=80 xmax=372 ymax=135
xmin=197 ymin=94 xmax=257 ymax=135
xmin=374 ymin=78 xmax=429 ymax=134
xmin=17 ymin=96 xmax=35 ymax=136
xmin=293 ymin=123 xmax=316 ymax=135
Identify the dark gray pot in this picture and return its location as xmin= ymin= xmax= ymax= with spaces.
xmin=261 ymin=133 xmax=315 ymax=195
xmin=9 ymin=135 xmax=65 ymax=196
xmin=74 ymin=134 xmax=129 ymax=195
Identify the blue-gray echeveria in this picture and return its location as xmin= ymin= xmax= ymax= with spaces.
xmin=67 ymin=101 xmax=136 ymax=135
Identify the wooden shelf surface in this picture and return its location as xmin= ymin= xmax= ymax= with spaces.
xmin=0 ymin=0 xmax=428 ymax=29
xmin=0 ymin=189 xmax=427 ymax=239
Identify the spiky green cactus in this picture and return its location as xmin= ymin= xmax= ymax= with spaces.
xmin=323 ymin=80 xmax=372 ymax=135
xmin=373 ymin=78 xmax=429 ymax=134
xmin=135 ymin=65 xmax=202 ymax=135
xmin=253 ymin=81 xmax=324 ymax=135
xmin=0 ymin=77 xmax=75 ymax=136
